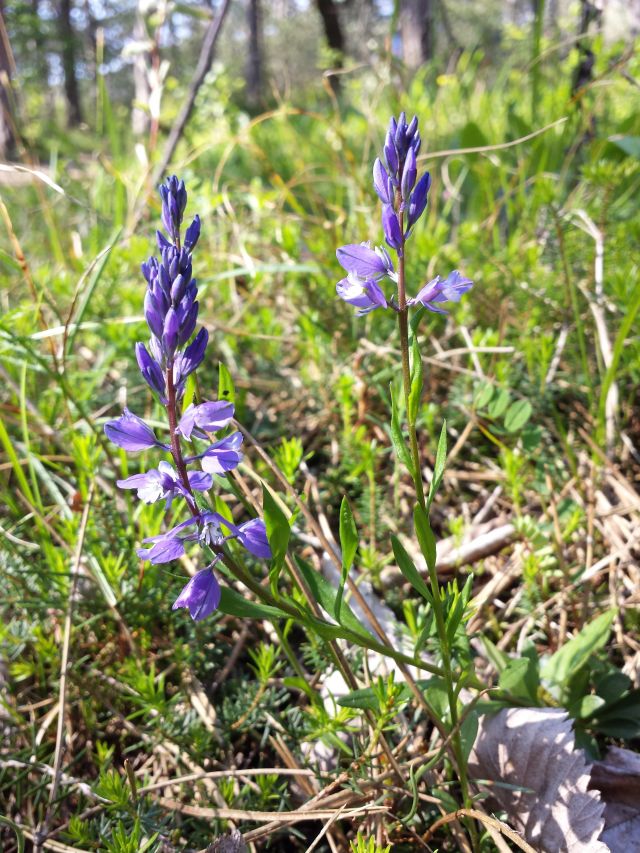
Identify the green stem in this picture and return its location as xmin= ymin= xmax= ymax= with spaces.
xmin=396 ymin=204 xmax=426 ymax=510
xmin=395 ymin=193 xmax=477 ymax=846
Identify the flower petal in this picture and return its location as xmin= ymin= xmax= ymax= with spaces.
xmin=336 ymin=244 xmax=387 ymax=278
xmin=104 ymin=408 xmax=159 ymax=452
xmin=237 ymin=518 xmax=271 ymax=559
xmin=172 ymin=566 xmax=221 ymax=621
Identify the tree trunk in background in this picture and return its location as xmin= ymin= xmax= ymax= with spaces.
xmin=400 ymin=0 xmax=434 ymax=69
xmin=245 ymin=0 xmax=263 ymax=108
xmin=132 ymin=8 xmax=150 ymax=136
xmin=0 ymin=0 xmax=15 ymax=158
xmin=58 ymin=0 xmax=83 ymax=126
xmin=572 ymin=0 xmax=603 ymax=96
xmin=315 ymin=0 xmax=343 ymax=92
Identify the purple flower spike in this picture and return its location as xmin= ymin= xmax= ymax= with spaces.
xmin=382 ymin=205 xmax=403 ymax=251
xmin=237 ymin=519 xmax=271 ymax=559
xmin=178 ymin=400 xmax=235 ymax=440
xmin=104 ymin=408 xmax=161 ymax=452
xmin=172 ymin=562 xmax=222 ymax=621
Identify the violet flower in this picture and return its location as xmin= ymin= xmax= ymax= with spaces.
xmin=105 ymin=408 xmax=165 ymax=452
xmin=104 ymin=176 xmax=271 ymax=621
xmin=172 ymin=562 xmax=221 ymax=622
xmin=117 ymin=461 xmax=212 ymax=508
xmin=408 ymin=271 xmax=474 ymax=314
xmin=336 ymin=114 xmax=473 ymax=315
xmin=187 ymin=432 xmax=244 ymax=475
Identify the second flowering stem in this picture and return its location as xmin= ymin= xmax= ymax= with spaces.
xmin=395 ymin=212 xmax=475 ymax=835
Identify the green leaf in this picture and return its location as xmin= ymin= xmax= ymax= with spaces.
xmin=218 ymin=362 xmax=235 ymax=403
xmin=499 ymin=657 xmax=539 ymax=703
xmin=338 ymin=680 xmax=432 ymax=711
xmin=262 ymin=485 xmax=291 ymax=598
xmin=542 ymin=610 xmax=615 ymax=688
xmin=482 ymin=636 xmax=509 ymax=673
xmin=460 ymin=710 xmax=479 ymax=762
xmin=574 ymin=694 xmax=606 ymax=719
xmin=487 ymin=388 xmax=510 ymax=419
xmin=474 ymin=381 xmax=494 ymax=409
xmin=390 ymin=382 xmax=414 ymax=476
xmin=336 ymin=496 xmax=358 ymax=618
xmin=410 ymin=305 xmax=426 ymax=335
xmin=408 ymin=336 xmax=424 ymax=425
xmin=391 ymin=535 xmax=432 ymax=603
xmin=427 ymin=421 xmax=447 ymax=509
xmin=610 ymin=135 xmax=640 ymax=159
xmin=504 ymin=400 xmax=533 ymax=432
xmin=414 ymin=503 xmax=437 ymax=573
xmin=218 ymin=587 xmax=290 ymax=621
xmin=294 ymin=556 xmax=371 ymax=642
xmin=283 ymin=676 xmax=321 ymax=707
xmin=445 ymin=575 xmax=474 ymax=647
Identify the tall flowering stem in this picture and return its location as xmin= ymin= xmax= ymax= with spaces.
xmin=336 ymin=113 xmax=477 ymax=838
xmin=104 ymin=176 xmax=271 ymax=621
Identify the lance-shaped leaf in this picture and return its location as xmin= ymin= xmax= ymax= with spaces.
xmin=390 ymin=382 xmax=415 ymax=476
xmin=427 ymin=421 xmax=447 ymax=511
xmin=336 ymin=496 xmax=358 ymax=620
xmin=414 ymin=502 xmax=437 ymax=573
xmin=408 ymin=336 xmax=423 ymax=426
xmin=392 ymin=534 xmax=432 ymax=603
xmin=295 ymin=555 xmax=372 ymax=643
xmin=262 ymin=485 xmax=291 ymax=598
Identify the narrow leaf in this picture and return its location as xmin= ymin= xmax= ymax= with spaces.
xmin=427 ymin=420 xmax=447 ymax=509
xmin=414 ymin=502 xmax=437 ymax=573
xmin=262 ymin=485 xmax=291 ymax=598
xmin=390 ymin=382 xmax=414 ymax=476
xmin=336 ymin=496 xmax=358 ymax=618
xmin=218 ymin=587 xmax=290 ymax=620
xmin=392 ymin=535 xmax=432 ymax=603
xmin=294 ymin=556 xmax=371 ymax=642
xmin=407 ymin=336 xmax=424 ymax=425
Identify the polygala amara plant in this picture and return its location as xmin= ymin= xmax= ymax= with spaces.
xmin=104 ymin=176 xmax=271 ymax=621
xmin=105 ymin=138 xmax=480 ymax=842
xmin=337 ymin=112 xmax=479 ymax=830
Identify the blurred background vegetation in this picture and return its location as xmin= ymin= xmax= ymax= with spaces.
xmin=1 ymin=0 xmax=640 ymax=850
